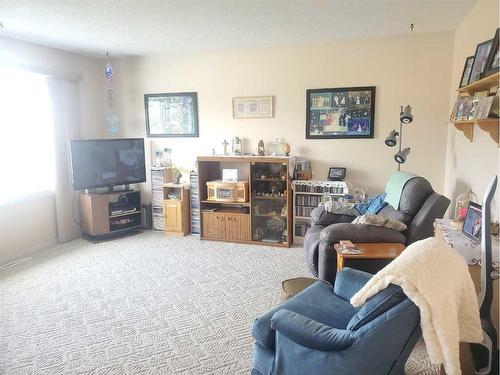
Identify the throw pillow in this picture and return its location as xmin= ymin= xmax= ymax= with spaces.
xmin=355 ymin=193 xmax=387 ymax=215
xmin=352 ymin=213 xmax=407 ymax=232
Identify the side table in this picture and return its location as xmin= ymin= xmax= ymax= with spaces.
xmin=334 ymin=243 xmax=406 ymax=272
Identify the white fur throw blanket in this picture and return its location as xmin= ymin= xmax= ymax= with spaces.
xmin=350 ymin=237 xmax=482 ymax=375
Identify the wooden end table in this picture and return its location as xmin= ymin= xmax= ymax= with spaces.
xmin=333 ymin=243 xmax=406 ymax=272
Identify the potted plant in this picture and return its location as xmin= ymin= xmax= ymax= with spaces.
xmin=172 ymin=166 xmax=182 ymax=184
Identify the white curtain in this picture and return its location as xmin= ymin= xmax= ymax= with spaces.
xmin=47 ymin=78 xmax=82 ymax=242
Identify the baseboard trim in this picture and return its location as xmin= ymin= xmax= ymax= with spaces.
xmin=0 ymin=239 xmax=57 ymax=268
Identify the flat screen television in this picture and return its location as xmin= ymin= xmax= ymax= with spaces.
xmin=70 ymin=138 xmax=146 ymax=190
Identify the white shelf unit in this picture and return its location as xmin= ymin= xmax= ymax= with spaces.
xmin=291 ymin=180 xmax=349 ymax=244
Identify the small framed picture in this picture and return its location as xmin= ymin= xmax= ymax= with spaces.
xmin=475 ymin=96 xmax=495 ymax=119
xmin=145 ymin=92 xmax=199 ymax=137
xmin=483 ymin=28 xmax=500 ymax=78
xmin=462 ymin=202 xmax=482 ymax=241
xmin=233 ymin=96 xmax=274 ymax=119
xmin=469 ymin=39 xmax=493 ymax=84
xmin=459 ymin=56 xmax=475 ymax=88
xmin=451 ymin=96 xmax=473 ymax=121
xmin=327 ymin=167 xmax=346 ymax=181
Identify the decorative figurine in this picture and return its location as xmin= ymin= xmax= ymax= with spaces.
xmin=222 ymin=139 xmax=229 ymax=155
xmin=258 ymin=140 xmax=265 ymax=156
xmin=232 ymin=137 xmax=243 ymax=155
xmin=284 ymin=143 xmax=291 ymax=156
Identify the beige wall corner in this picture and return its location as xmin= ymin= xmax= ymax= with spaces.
xmin=445 ymin=0 xmax=500 ymax=219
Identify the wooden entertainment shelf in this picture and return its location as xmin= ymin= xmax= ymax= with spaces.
xmin=197 ymin=155 xmax=292 ymax=247
xmin=80 ymin=190 xmax=142 ymax=237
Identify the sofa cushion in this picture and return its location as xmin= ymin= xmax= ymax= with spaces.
xmin=378 ymin=205 xmax=413 ymax=225
xmin=351 ymin=213 xmax=407 ymax=232
xmin=311 ymin=206 xmax=356 ymax=226
xmin=333 ymin=268 xmax=372 ymax=301
xmin=347 ymin=283 xmax=406 ymax=331
xmin=399 ymin=178 xmax=433 ymax=216
xmin=252 ymin=281 xmax=358 ymax=349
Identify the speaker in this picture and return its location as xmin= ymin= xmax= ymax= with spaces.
xmin=141 ymin=203 xmax=153 ymax=230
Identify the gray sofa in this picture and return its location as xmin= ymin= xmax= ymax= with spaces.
xmin=303 ymin=176 xmax=450 ymax=282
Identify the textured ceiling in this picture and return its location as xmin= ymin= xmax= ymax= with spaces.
xmin=0 ymin=0 xmax=477 ymax=57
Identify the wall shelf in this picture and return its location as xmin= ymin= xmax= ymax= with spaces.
xmin=452 ymin=71 xmax=499 ymax=146
xmin=452 ymin=118 xmax=499 ymax=145
xmin=458 ymin=72 xmax=499 ymax=94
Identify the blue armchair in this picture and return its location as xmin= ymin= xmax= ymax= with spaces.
xmin=252 ymin=268 xmax=421 ymax=375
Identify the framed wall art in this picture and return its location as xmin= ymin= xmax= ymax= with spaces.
xmin=469 ymin=39 xmax=493 ymax=84
xmin=483 ymin=28 xmax=500 ymax=78
xmin=306 ymin=86 xmax=375 ymax=139
xmin=233 ymin=96 xmax=274 ymax=119
xmin=145 ymin=92 xmax=199 ymax=137
xmin=459 ymin=55 xmax=475 ymax=88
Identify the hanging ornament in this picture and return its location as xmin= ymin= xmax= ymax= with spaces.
xmin=105 ymin=62 xmax=113 ymax=81
xmin=105 ymin=52 xmax=113 ymax=81
xmin=106 ymin=88 xmax=114 ymax=108
xmin=107 ymin=111 xmax=121 ymax=134
xmin=104 ymin=51 xmax=120 ymax=134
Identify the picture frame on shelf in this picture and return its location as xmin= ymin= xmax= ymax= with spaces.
xmin=475 ymin=96 xmax=495 ymax=119
xmin=233 ymin=96 xmax=274 ymax=119
xmin=306 ymin=86 xmax=376 ymax=139
xmin=468 ymin=99 xmax=479 ymax=120
xmin=469 ymin=39 xmax=493 ymax=84
xmin=459 ymin=55 xmax=475 ymax=88
xmin=327 ymin=167 xmax=346 ymax=181
xmin=144 ymin=92 xmax=199 ymax=138
xmin=450 ymin=94 xmax=470 ymax=121
xmin=482 ymin=28 xmax=500 ymax=78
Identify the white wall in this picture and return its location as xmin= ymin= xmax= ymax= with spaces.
xmin=0 ymin=37 xmax=105 ymax=264
xmin=444 ymin=0 xmax=500 ymax=220
xmin=112 ymin=31 xmax=454 ymax=202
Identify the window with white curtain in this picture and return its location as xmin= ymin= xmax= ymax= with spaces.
xmin=0 ymin=68 xmax=54 ymax=203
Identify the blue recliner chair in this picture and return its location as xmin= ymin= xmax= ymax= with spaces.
xmin=252 ymin=268 xmax=421 ymax=375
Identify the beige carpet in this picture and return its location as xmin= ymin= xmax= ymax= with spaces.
xmin=0 ymin=231 xmax=438 ymax=374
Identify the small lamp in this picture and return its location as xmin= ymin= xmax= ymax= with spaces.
xmin=400 ymin=105 xmax=413 ymax=124
xmin=385 ymin=130 xmax=399 ymax=147
xmin=394 ymin=148 xmax=411 ymax=164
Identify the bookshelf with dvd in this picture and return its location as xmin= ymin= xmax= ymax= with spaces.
xmin=291 ymin=180 xmax=349 ymax=244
